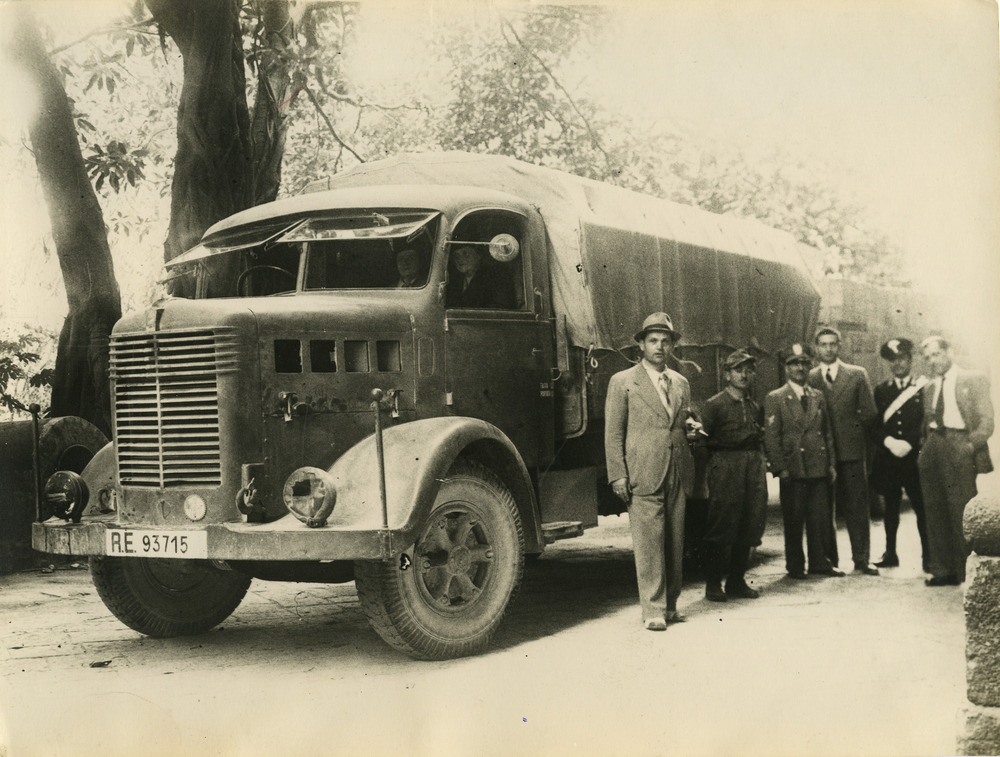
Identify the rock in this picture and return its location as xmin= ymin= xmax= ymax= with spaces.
xmin=960 ymin=704 xmax=1000 ymax=755
xmin=966 ymin=494 xmax=1000 ymax=557
xmin=965 ymin=556 xmax=1000 ymax=707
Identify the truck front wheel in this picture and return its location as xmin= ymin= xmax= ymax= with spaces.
xmin=90 ymin=556 xmax=251 ymax=637
xmin=355 ymin=461 xmax=524 ymax=660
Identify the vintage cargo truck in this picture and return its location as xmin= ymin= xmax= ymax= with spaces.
xmin=33 ymin=151 xmax=819 ymax=659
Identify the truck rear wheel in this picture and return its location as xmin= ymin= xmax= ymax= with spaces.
xmin=90 ymin=556 xmax=251 ymax=638
xmin=355 ymin=461 xmax=524 ymax=660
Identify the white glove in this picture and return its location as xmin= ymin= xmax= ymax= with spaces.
xmin=884 ymin=437 xmax=913 ymax=458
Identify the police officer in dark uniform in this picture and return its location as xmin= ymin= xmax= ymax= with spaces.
xmin=700 ymin=348 xmax=768 ymax=602
xmin=872 ymin=338 xmax=929 ymax=570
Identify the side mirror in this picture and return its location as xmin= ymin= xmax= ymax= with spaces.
xmin=488 ymin=233 xmax=520 ymax=262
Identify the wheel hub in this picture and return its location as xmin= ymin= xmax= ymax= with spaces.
xmin=414 ymin=507 xmax=493 ymax=611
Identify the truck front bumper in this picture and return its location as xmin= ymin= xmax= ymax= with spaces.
xmin=32 ymin=513 xmax=398 ymax=562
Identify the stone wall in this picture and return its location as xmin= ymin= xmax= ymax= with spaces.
xmin=961 ymin=493 xmax=1000 ymax=755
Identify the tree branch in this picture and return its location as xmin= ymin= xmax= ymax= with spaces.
xmin=47 ymin=17 xmax=158 ymax=57
xmin=499 ymin=16 xmax=613 ymax=172
xmin=302 ymin=85 xmax=365 ymax=163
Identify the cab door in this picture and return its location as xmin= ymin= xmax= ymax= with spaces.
xmin=443 ymin=209 xmax=554 ymax=468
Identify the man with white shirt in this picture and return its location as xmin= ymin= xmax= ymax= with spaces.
xmin=808 ymin=326 xmax=880 ymax=575
xmin=918 ymin=336 xmax=994 ymax=586
xmin=605 ymin=313 xmax=699 ymax=630
xmin=871 ymin=338 xmax=929 ymax=570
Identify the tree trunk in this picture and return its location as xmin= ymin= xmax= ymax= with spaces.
xmin=10 ymin=8 xmax=121 ymax=437
xmin=146 ymin=0 xmax=254 ymax=262
xmin=249 ymin=0 xmax=295 ymax=205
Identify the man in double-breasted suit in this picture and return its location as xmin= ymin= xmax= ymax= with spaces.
xmin=808 ymin=326 xmax=880 ymax=575
xmin=764 ymin=343 xmax=842 ymax=579
xmin=871 ymin=338 xmax=929 ymax=570
xmin=918 ymin=336 xmax=994 ymax=586
xmin=605 ymin=312 xmax=697 ymax=630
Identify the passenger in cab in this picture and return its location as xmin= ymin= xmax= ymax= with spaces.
xmin=446 ymin=245 xmax=515 ymax=309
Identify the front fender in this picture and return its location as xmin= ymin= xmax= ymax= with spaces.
xmin=326 ymin=416 xmax=542 ymax=555
xmin=80 ymin=442 xmax=116 ymax=515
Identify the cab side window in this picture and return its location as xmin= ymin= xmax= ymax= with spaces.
xmin=446 ymin=211 xmax=526 ymax=310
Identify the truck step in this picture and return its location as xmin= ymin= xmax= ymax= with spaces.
xmin=541 ymin=520 xmax=585 ymax=544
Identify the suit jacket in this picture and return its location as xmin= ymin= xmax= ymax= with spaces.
xmin=921 ymin=367 xmax=995 ymax=474
xmin=764 ymin=383 xmax=836 ymax=480
xmin=604 ymin=363 xmax=695 ymax=497
xmin=446 ymin=268 xmax=515 ymax=309
xmin=808 ymin=362 xmax=877 ymax=462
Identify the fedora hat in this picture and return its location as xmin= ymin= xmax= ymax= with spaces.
xmin=634 ymin=312 xmax=681 ymax=343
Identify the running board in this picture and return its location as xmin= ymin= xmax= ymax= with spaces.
xmin=541 ymin=520 xmax=584 ymax=544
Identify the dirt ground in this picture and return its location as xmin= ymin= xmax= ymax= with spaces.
xmin=0 ymin=503 xmax=968 ymax=757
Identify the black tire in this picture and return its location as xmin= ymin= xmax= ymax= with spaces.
xmin=355 ymin=460 xmax=524 ymax=660
xmin=90 ymin=556 xmax=251 ymax=638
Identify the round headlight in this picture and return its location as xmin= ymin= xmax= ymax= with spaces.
xmin=183 ymin=494 xmax=207 ymax=521
xmin=44 ymin=471 xmax=89 ymax=522
xmin=282 ymin=467 xmax=337 ymax=528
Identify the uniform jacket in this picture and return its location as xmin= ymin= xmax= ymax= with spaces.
xmin=874 ymin=377 xmax=924 ymax=460
xmin=764 ymin=383 xmax=836 ymax=480
xmin=808 ymin=362 xmax=877 ymax=462
xmin=604 ymin=363 xmax=695 ymax=497
xmin=921 ymin=367 xmax=995 ymax=474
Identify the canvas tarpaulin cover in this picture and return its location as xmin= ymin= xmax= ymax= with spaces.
xmin=310 ymin=151 xmax=820 ymax=355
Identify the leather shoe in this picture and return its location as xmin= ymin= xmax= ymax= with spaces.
xmin=875 ymin=553 xmax=899 ymax=568
xmin=787 ymin=570 xmax=808 ymax=580
xmin=705 ymin=583 xmax=728 ymax=602
xmin=665 ymin=610 xmax=687 ymax=623
xmin=725 ymin=582 xmax=760 ymax=599
xmin=855 ymin=563 xmax=880 ymax=576
xmin=925 ymin=575 xmax=960 ymax=587
xmin=645 ymin=618 xmax=667 ymax=631
xmin=809 ymin=567 xmax=846 ymax=577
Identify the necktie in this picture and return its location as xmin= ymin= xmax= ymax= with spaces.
xmin=657 ymin=373 xmax=672 ymax=419
xmin=825 ymin=368 xmax=834 ymax=385
xmin=934 ymin=377 xmax=945 ymax=427
xmin=800 ymin=392 xmax=808 ymax=412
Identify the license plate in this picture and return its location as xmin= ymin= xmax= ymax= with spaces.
xmin=105 ymin=529 xmax=208 ymax=559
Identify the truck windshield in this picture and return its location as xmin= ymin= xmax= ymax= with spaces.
xmin=165 ymin=211 xmax=439 ymax=299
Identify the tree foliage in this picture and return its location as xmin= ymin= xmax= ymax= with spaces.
xmin=2 ymin=1 xmax=912 ymax=424
xmin=0 ymin=330 xmax=55 ymax=416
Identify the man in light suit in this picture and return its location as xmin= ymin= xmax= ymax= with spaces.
xmin=918 ymin=336 xmax=994 ymax=586
xmin=605 ymin=312 xmax=698 ymax=631
xmin=808 ymin=326 xmax=880 ymax=575
xmin=764 ymin=343 xmax=842 ymax=579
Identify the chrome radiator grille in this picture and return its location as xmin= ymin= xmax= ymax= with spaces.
xmin=111 ymin=329 xmax=238 ymax=488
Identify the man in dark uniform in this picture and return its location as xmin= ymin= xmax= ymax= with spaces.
xmin=871 ymin=338 xmax=929 ymax=570
xmin=700 ymin=348 xmax=768 ymax=602
xmin=764 ymin=343 xmax=843 ymax=579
